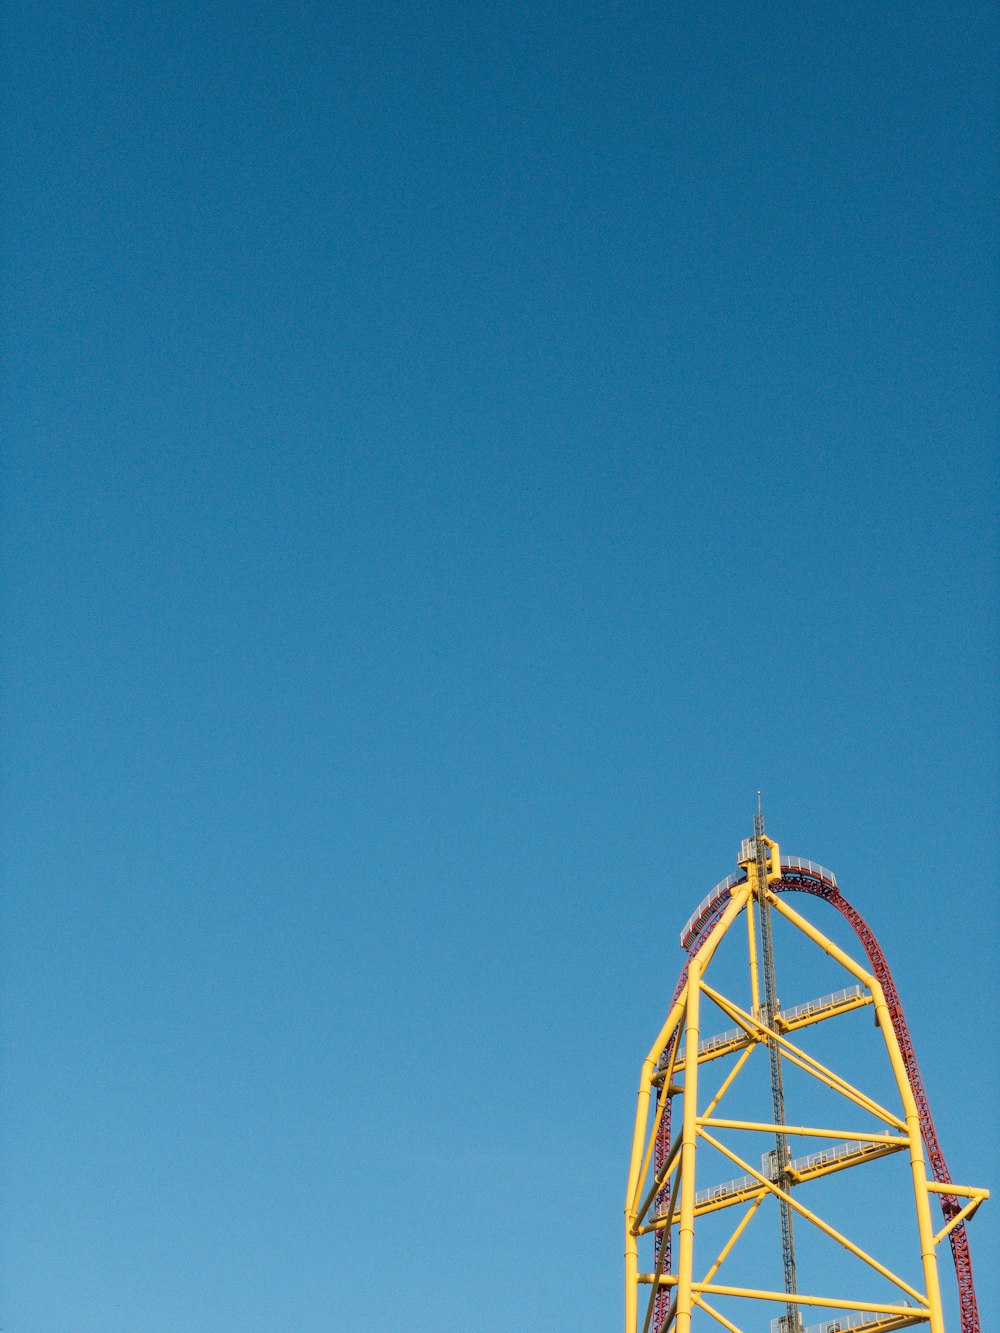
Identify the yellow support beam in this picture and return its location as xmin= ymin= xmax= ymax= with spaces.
xmin=926 ymin=1181 xmax=990 ymax=1198
xmin=698 ymin=1127 xmax=927 ymax=1306
xmin=674 ymin=959 xmax=702 ymax=1333
xmin=640 ymin=1168 xmax=679 ymax=1333
xmin=701 ymin=1045 xmax=755 ymax=1120
xmin=635 ymin=1155 xmax=681 ymax=1236
xmin=693 ymin=1294 xmax=744 ymax=1332
xmin=764 ymin=892 xmax=946 ymax=1333
xmin=775 ymin=991 xmax=872 ymax=1033
xmin=785 ymin=1140 xmax=904 ymax=1185
xmin=931 ymin=1189 xmax=989 ymax=1245
xmin=700 ymin=1117 xmax=907 ymax=1145
xmin=633 ymin=1133 xmax=682 ymax=1231
xmin=625 ymin=834 xmax=987 ymax=1331
xmin=681 ymin=1033 xmax=753 ymax=1066
xmin=625 ymin=884 xmax=752 ymax=1332
xmin=638 ymin=1037 xmax=681 ymax=1191
xmin=700 ymin=979 xmax=907 ymax=1129
xmin=745 ymin=887 xmax=760 ymax=1020
xmin=700 ymin=1194 xmax=766 ymax=1286
xmin=694 ymin=1185 xmax=767 ymax=1218
xmin=638 ymin=1274 xmax=926 ymax=1319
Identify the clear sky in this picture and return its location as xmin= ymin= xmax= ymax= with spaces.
xmin=2 ymin=2 xmax=996 ymax=1329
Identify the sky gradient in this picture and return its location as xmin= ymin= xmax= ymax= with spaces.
xmin=2 ymin=2 xmax=997 ymax=1329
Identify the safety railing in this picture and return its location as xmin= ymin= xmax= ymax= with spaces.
xmin=779 ymin=985 xmax=865 ymax=1025
xmin=789 ymin=1138 xmax=885 ymax=1176
xmin=680 ymin=872 xmax=745 ymax=949
xmin=694 ymin=1173 xmax=759 ymax=1207
xmin=697 ymin=1025 xmax=745 ymax=1055
xmin=771 ymin=1306 xmax=912 ymax=1333
xmin=699 ymin=1139 xmax=883 ymax=1211
xmin=680 ymin=857 xmax=838 ymax=952
xmin=780 ymin=856 xmax=839 ymax=888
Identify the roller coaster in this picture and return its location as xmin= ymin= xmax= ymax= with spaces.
xmin=624 ymin=822 xmax=987 ymax=1333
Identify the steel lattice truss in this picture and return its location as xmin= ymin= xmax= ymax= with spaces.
xmin=624 ymin=834 xmax=987 ymax=1333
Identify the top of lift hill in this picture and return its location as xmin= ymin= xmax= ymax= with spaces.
xmin=681 ymin=845 xmax=838 ymax=951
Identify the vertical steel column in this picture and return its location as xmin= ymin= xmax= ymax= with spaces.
xmin=675 ymin=955 xmax=701 ymax=1333
xmin=625 ymin=883 xmax=752 ymax=1332
xmin=869 ymin=976 xmax=945 ymax=1333
xmin=746 ymin=888 xmax=761 ymax=1019
xmin=625 ymin=1061 xmax=654 ymax=1330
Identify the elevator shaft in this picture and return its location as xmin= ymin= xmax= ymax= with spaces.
xmin=753 ymin=814 xmax=799 ymax=1331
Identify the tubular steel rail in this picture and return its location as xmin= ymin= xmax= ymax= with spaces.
xmin=776 ymin=870 xmax=980 ymax=1333
xmin=651 ymin=859 xmax=981 ymax=1333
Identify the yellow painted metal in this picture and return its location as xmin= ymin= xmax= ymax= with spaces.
xmin=675 ymin=960 xmax=702 ymax=1333
xmin=785 ymin=1140 xmax=904 ymax=1185
xmin=739 ymin=832 xmax=782 ymax=882
xmin=636 ymin=1157 xmax=682 ymax=1236
xmin=625 ymin=991 xmax=684 ymax=1327
xmin=765 ymin=837 xmax=781 ymax=880
xmin=634 ymin=1133 xmax=683 ymax=1230
xmin=765 ymin=890 xmax=869 ymax=980
xmin=765 ymin=892 xmax=947 ymax=1333
xmin=627 ymin=985 xmax=689 ymax=1213
xmin=654 ymin=1293 xmax=678 ymax=1333
xmin=775 ymin=990 xmax=873 ymax=1033
xmin=698 ymin=1127 xmax=928 ymax=1306
xmin=638 ymin=1036 xmax=681 ymax=1194
xmin=624 ymin=884 xmax=751 ymax=1331
xmin=849 ymin=1319 xmax=925 ymax=1333
xmin=700 ymin=1194 xmax=766 ymax=1286
xmin=641 ymin=1163 xmax=682 ymax=1333
xmin=700 ymin=1045 xmax=754 ymax=1119
xmin=828 ymin=1319 xmax=926 ymax=1333
xmin=682 ymin=985 xmax=873 ymax=1063
xmin=637 ymin=1273 xmax=922 ymax=1317
xmin=700 ymin=979 xmax=907 ymax=1128
xmin=700 ymin=1117 xmax=907 ymax=1145
xmin=625 ymin=836 xmax=987 ymax=1332
xmin=686 ymin=1033 xmax=752 ymax=1066
xmin=931 ymin=1188 xmax=989 ymax=1245
xmin=694 ymin=1184 xmax=767 ymax=1219
xmin=745 ymin=890 xmax=760 ymax=1019
xmin=926 ymin=1181 xmax=990 ymax=1198
xmin=642 ymin=1283 xmax=927 ymax=1333
xmin=773 ymin=1045 xmax=905 ymax=1129
xmin=692 ymin=1294 xmax=744 ymax=1332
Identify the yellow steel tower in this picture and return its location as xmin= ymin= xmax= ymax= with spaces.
xmin=623 ymin=825 xmax=988 ymax=1333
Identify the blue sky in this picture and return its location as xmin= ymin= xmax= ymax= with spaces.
xmin=2 ymin=2 xmax=996 ymax=1329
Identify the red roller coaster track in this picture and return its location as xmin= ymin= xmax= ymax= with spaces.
xmin=650 ymin=863 xmax=980 ymax=1333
